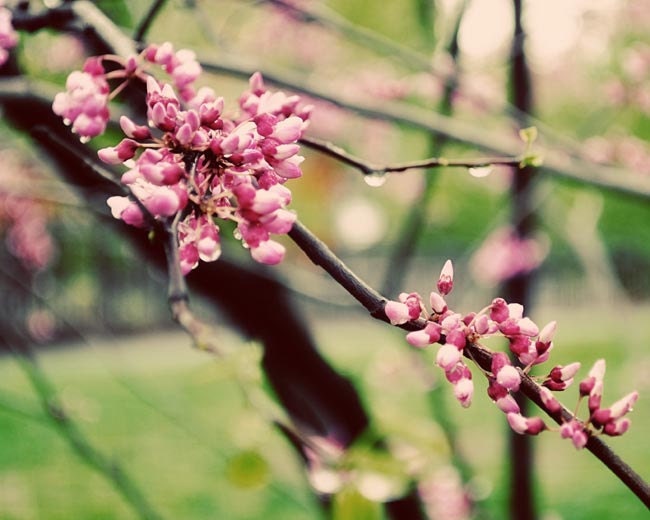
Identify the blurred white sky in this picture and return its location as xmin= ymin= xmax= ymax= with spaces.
xmin=454 ymin=0 xmax=620 ymax=69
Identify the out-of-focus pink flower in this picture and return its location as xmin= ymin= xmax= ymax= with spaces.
xmin=470 ymin=226 xmax=548 ymax=286
xmin=0 ymin=4 xmax=18 ymax=67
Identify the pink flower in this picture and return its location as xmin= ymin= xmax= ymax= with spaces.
xmin=560 ymin=420 xmax=589 ymax=449
xmin=385 ymin=301 xmax=411 ymax=325
xmin=0 ymin=5 xmax=18 ymax=67
xmin=507 ymin=413 xmax=546 ymax=435
xmin=591 ymin=391 xmax=639 ymax=427
xmin=470 ymin=226 xmax=548 ymax=286
xmin=539 ymin=387 xmax=562 ymax=414
xmin=437 ymin=259 xmax=454 ymax=295
xmin=251 ymin=240 xmax=286 ymax=265
xmin=52 ymin=64 xmax=110 ymax=141
xmin=453 ymin=377 xmax=474 ymax=408
xmin=544 ymin=362 xmax=581 ymax=391
xmin=406 ymin=322 xmax=442 ymax=348
xmin=436 ymin=343 xmax=462 ymax=371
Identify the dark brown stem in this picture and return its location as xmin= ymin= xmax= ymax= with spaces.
xmin=300 ymin=135 xmax=523 ymax=177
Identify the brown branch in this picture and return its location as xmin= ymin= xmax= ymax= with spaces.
xmin=287 ymin=218 xmax=650 ymax=508
xmin=300 ymin=135 xmax=524 ymax=177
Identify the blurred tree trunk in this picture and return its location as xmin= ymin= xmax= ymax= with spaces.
xmin=504 ymin=1 xmax=538 ymax=519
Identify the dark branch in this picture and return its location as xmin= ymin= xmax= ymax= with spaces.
xmin=133 ymin=0 xmax=168 ymax=43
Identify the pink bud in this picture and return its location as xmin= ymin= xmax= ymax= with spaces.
xmin=119 ymin=115 xmax=151 ymax=140
xmin=145 ymin=187 xmax=181 ymax=217
xmin=274 ymin=156 xmax=304 ymax=179
xmin=507 ymin=413 xmax=545 ymax=435
xmin=496 ymin=365 xmax=521 ymax=392
xmin=406 ymin=329 xmax=433 ymax=348
xmin=271 ymin=116 xmax=303 ymax=143
xmin=251 ymin=240 xmax=285 ymax=265
xmin=437 ymin=259 xmax=454 ymax=295
xmin=473 ymin=314 xmax=490 ymax=335
xmin=603 ymin=418 xmax=631 ymax=436
xmin=429 ymin=291 xmax=448 ymax=314
xmin=491 ymin=352 xmax=510 ymax=374
xmin=539 ymin=387 xmax=562 ymax=413
xmin=605 ymin=391 xmax=639 ymax=421
xmin=436 ymin=343 xmax=462 ymax=371
xmin=588 ymin=380 xmax=604 ymax=414
xmin=385 ymin=301 xmax=411 ymax=325
xmin=445 ymin=328 xmax=467 ymax=349
xmin=517 ymin=317 xmax=539 ymax=337
xmin=259 ymin=209 xmax=296 ymax=234
xmin=453 ymin=378 xmax=473 ymax=408
xmin=490 ymin=298 xmax=509 ymax=323
xmin=496 ymin=394 xmax=520 ymax=414
xmin=538 ymin=320 xmax=557 ymax=344
xmin=251 ymin=189 xmax=283 ymax=215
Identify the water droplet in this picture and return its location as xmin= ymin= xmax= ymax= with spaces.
xmin=468 ymin=165 xmax=494 ymax=178
xmin=364 ymin=172 xmax=387 ymax=187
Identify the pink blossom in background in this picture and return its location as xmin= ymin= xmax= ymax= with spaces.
xmin=0 ymin=2 xmax=18 ymax=66
xmin=419 ymin=467 xmax=472 ymax=520
xmin=0 ymin=153 xmax=56 ymax=272
xmin=470 ymin=225 xmax=548 ymax=286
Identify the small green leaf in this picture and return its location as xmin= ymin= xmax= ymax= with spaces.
xmin=225 ymin=450 xmax=269 ymax=489
xmin=519 ymin=126 xmax=538 ymax=145
xmin=519 ymin=153 xmax=544 ymax=168
xmin=333 ymin=487 xmax=382 ymax=520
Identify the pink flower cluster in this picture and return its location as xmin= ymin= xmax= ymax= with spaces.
xmin=52 ymin=58 xmax=110 ymax=141
xmin=52 ymin=43 xmax=310 ymax=273
xmin=52 ymin=42 xmax=201 ymax=142
xmin=0 ymin=2 xmax=18 ymax=66
xmin=385 ymin=260 xmax=638 ymax=447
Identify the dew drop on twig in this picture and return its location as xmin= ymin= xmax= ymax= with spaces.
xmin=364 ymin=172 xmax=387 ymax=187
xmin=468 ymin=165 xmax=494 ymax=178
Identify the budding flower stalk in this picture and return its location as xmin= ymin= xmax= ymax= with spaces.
xmin=387 ymin=260 xmax=638 ymax=448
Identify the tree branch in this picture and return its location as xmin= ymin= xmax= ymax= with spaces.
xmin=301 ymin=135 xmax=524 ymax=177
xmin=287 ymin=219 xmax=650 ymax=508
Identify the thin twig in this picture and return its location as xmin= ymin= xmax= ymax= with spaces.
xmin=199 ymin=58 xmax=650 ymax=202
xmin=300 ymin=135 xmax=523 ymax=177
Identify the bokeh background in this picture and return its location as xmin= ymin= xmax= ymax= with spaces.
xmin=1 ymin=0 xmax=650 ymax=518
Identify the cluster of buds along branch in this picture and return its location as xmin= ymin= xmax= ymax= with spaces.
xmin=386 ymin=260 xmax=638 ymax=448
xmin=53 ymin=43 xmax=311 ymax=272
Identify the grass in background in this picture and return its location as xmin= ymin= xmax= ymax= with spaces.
xmin=0 ymin=302 xmax=648 ymax=519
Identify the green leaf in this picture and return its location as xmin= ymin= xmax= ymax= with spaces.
xmin=332 ymin=487 xmax=382 ymax=520
xmin=519 ymin=126 xmax=538 ymax=145
xmin=519 ymin=154 xmax=544 ymax=168
xmin=224 ymin=450 xmax=269 ymax=489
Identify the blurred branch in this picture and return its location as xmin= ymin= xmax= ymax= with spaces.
xmin=301 ymin=135 xmax=524 ymax=177
xmin=261 ymin=0 xmax=433 ymax=71
xmin=9 ymin=1 xmax=650 ymax=202
xmin=504 ymin=0 xmax=537 ymax=517
xmin=200 ymin=58 xmax=650 ymax=202
xmin=133 ymin=0 xmax=168 ymax=42
xmin=5 ymin=346 xmax=165 ymax=520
